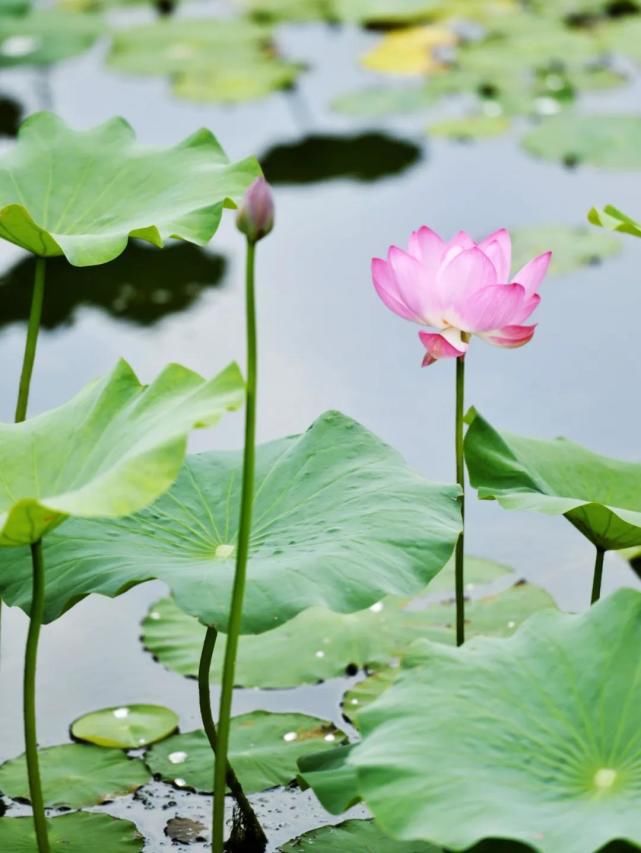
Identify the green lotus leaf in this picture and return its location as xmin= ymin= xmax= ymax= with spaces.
xmin=464 ymin=408 xmax=641 ymax=551
xmin=296 ymin=745 xmax=361 ymax=814
xmin=428 ymin=115 xmax=510 ymax=140
xmin=0 ymin=111 xmax=260 ymax=265
xmin=349 ymin=588 xmax=641 ymax=853
xmin=70 ymin=704 xmax=179 ymax=749
xmin=108 ymin=18 xmax=302 ymax=104
xmin=244 ymin=0 xmax=517 ymax=24
xmin=0 ymin=0 xmax=32 ymax=16
xmin=0 ymin=10 xmax=101 ymax=67
xmin=279 ymin=820 xmax=441 ymax=852
xmin=146 ymin=712 xmax=347 ymax=794
xmin=341 ymin=666 xmax=400 ymax=724
xmin=522 ymin=115 xmax=641 ymax=169
xmin=332 ymin=86 xmax=436 ymax=118
xmin=0 ymin=812 xmax=143 ymax=852
xmin=0 ymin=411 xmax=461 ymax=629
xmin=588 ymin=204 xmax=641 ymax=239
xmin=141 ymin=559 xmax=545 ymax=689
xmin=0 ymin=358 xmax=243 ymax=546
xmin=512 ymin=224 xmax=622 ymax=275
xmin=0 ymin=743 xmax=149 ymax=806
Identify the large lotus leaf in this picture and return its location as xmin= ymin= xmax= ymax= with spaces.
xmin=512 ymin=224 xmax=622 ymax=275
xmin=349 ymin=588 xmax=641 ymax=853
xmin=0 ymin=411 xmax=461 ymax=629
xmin=244 ymin=0 xmax=516 ymax=24
xmin=361 ymin=26 xmax=456 ymax=76
xmin=280 ymin=820 xmax=441 ymax=852
xmin=108 ymin=18 xmax=302 ymax=104
xmin=0 ymin=0 xmax=31 ymax=16
xmin=0 ymin=358 xmax=243 ymax=546
xmin=522 ymin=115 xmax=641 ymax=169
xmin=588 ymin=204 xmax=641 ymax=239
xmin=142 ymin=562 xmax=551 ymax=689
xmin=464 ymin=409 xmax=641 ymax=550
xmin=0 ymin=10 xmax=101 ymax=66
xmin=0 ymin=813 xmax=143 ymax=852
xmin=0 ymin=743 xmax=149 ymax=806
xmin=0 ymin=111 xmax=260 ymax=265
xmin=0 ymin=242 xmax=226 ymax=330
xmin=146 ymin=712 xmax=347 ymax=794
xmin=70 ymin=704 xmax=179 ymax=749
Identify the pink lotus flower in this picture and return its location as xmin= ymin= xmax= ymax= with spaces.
xmin=372 ymin=227 xmax=551 ymax=366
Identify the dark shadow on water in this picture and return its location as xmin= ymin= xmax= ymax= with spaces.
xmin=0 ymin=241 xmax=226 ymax=329
xmin=260 ymin=132 xmax=423 ymax=184
xmin=0 ymin=95 xmax=22 ymax=137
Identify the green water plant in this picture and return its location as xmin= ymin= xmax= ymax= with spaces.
xmin=329 ymin=588 xmax=641 ymax=853
xmin=0 ymin=358 xmax=243 ymax=853
xmin=464 ymin=408 xmax=641 ymax=601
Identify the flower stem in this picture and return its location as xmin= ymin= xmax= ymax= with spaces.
xmin=591 ymin=546 xmax=605 ymax=605
xmin=455 ymin=353 xmax=466 ymax=647
xmin=198 ymin=627 xmax=266 ymax=851
xmin=3 ymin=258 xmax=47 ymax=662
xmin=15 ymin=257 xmax=46 ymax=423
xmin=24 ymin=539 xmax=50 ymax=853
xmin=212 ymin=239 xmax=258 ymax=853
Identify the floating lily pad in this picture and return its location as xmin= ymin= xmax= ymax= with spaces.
xmin=108 ymin=18 xmax=302 ymax=104
xmin=0 ymin=242 xmax=226 ymax=330
xmin=0 ymin=9 xmax=101 ymax=66
xmin=361 ymin=26 xmax=456 ymax=76
xmin=71 ymin=704 xmax=179 ymax=749
xmin=279 ymin=819 xmax=440 ymax=852
xmin=465 ymin=408 xmax=641 ymax=551
xmin=260 ymin=133 xmax=421 ymax=184
xmin=0 ymin=111 xmax=259 ymax=265
xmin=522 ymin=115 xmax=641 ymax=168
xmin=146 ymin=712 xmax=347 ymax=794
xmin=588 ymin=204 xmax=641 ymax=238
xmin=297 ymin=744 xmax=361 ymax=815
xmin=428 ymin=115 xmax=510 ymax=140
xmin=349 ymin=588 xmax=641 ymax=853
xmin=142 ymin=558 xmax=534 ymax=688
xmin=0 ymin=743 xmax=149 ymax=807
xmin=244 ymin=0 xmax=516 ymax=24
xmin=0 ymin=359 xmax=242 ymax=548
xmin=341 ymin=667 xmax=399 ymax=724
xmin=0 ymin=812 xmax=143 ymax=852
xmin=0 ymin=411 xmax=460 ymax=630
xmin=332 ymin=86 xmax=436 ymax=118
xmin=512 ymin=224 xmax=622 ymax=275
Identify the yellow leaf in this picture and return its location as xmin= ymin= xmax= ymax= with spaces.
xmin=361 ymin=25 xmax=457 ymax=76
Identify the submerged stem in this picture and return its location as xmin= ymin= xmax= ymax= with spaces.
xmin=212 ymin=240 xmax=258 ymax=853
xmin=24 ymin=540 xmax=50 ymax=853
xmin=15 ymin=257 xmax=46 ymax=423
xmin=591 ymin=546 xmax=605 ymax=605
xmin=198 ymin=628 xmax=266 ymax=851
xmin=455 ymin=353 xmax=466 ymax=647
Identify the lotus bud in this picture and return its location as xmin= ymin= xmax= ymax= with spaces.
xmin=236 ymin=178 xmax=274 ymax=244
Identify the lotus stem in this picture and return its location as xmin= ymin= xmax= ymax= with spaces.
xmin=24 ymin=539 xmax=50 ymax=853
xmin=591 ymin=546 xmax=605 ymax=605
xmin=5 ymin=257 xmax=47 ymax=670
xmin=212 ymin=239 xmax=258 ymax=853
xmin=455 ymin=350 xmax=466 ymax=646
xmin=198 ymin=627 xmax=266 ymax=851
xmin=15 ymin=257 xmax=46 ymax=423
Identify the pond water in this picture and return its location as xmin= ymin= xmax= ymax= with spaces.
xmin=0 ymin=3 xmax=641 ymax=849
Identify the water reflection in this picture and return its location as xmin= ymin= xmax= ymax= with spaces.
xmin=0 ymin=241 xmax=226 ymax=329
xmin=260 ymin=131 xmax=422 ymax=184
xmin=0 ymin=95 xmax=21 ymax=137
